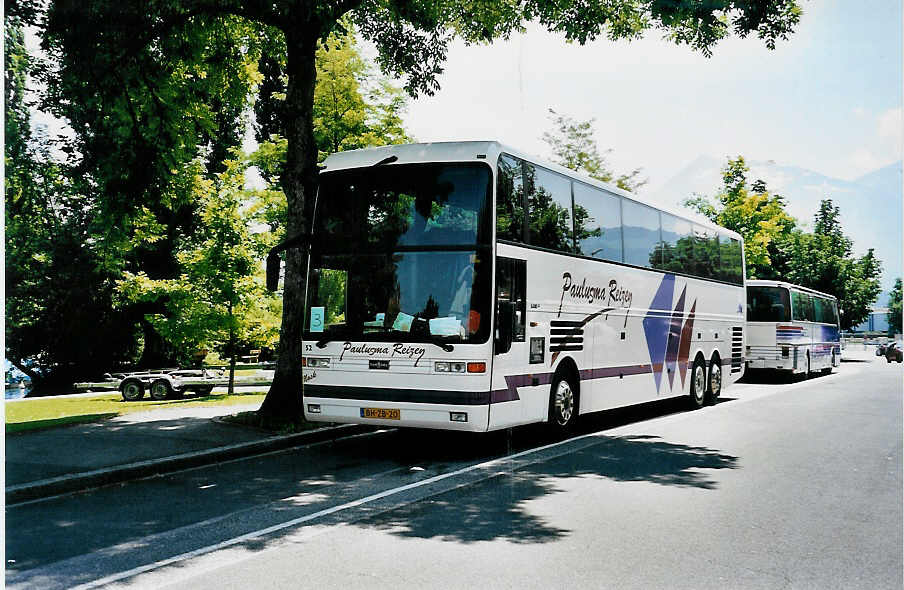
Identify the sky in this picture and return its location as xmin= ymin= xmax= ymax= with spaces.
xmin=394 ymin=0 xmax=902 ymax=195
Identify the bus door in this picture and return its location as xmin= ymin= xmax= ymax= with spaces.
xmin=490 ymin=257 xmax=528 ymax=428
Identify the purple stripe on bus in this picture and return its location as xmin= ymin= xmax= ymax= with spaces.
xmin=491 ymin=362 xmax=656 ymax=403
xmin=488 ymin=353 xmax=745 ymax=404
xmin=490 ymin=372 xmax=554 ymax=403
xmin=665 ymin=286 xmax=687 ymax=390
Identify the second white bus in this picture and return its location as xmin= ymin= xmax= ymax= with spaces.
xmin=745 ymin=280 xmax=841 ymax=377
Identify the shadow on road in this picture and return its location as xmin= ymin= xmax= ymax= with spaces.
xmin=335 ymin=398 xmax=740 ymax=545
xmin=740 ymin=368 xmax=843 ymax=384
xmin=361 ymin=431 xmax=739 ymax=544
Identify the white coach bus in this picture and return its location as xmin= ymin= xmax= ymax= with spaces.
xmin=273 ymin=141 xmax=747 ymax=432
xmin=745 ymin=280 xmax=841 ymax=377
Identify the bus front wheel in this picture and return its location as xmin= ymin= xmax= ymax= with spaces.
xmin=548 ymin=372 xmax=578 ymax=432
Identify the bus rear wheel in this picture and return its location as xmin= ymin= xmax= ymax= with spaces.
xmin=688 ymin=358 xmax=706 ymax=410
xmin=707 ymin=357 xmax=722 ymax=404
xmin=548 ymin=372 xmax=578 ymax=432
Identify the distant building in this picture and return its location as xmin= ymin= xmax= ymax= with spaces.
xmin=851 ymin=307 xmax=890 ymax=333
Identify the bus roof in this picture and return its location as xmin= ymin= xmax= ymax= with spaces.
xmin=320 ymin=141 xmax=742 ymax=241
xmin=746 ymin=279 xmax=838 ymax=301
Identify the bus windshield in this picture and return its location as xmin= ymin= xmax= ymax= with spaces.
xmin=747 ymin=286 xmax=791 ymax=322
xmin=304 ymin=162 xmax=493 ymax=344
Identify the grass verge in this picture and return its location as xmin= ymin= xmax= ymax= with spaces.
xmin=6 ymin=391 xmax=268 ymax=434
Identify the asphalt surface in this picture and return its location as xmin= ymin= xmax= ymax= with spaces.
xmin=6 ymin=403 xmax=264 ymax=486
xmin=5 ymin=355 xmax=902 ymax=589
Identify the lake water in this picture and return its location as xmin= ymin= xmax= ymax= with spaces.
xmin=5 ymin=386 xmax=31 ymax=400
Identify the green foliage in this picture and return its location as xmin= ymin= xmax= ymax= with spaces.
xmin=542 ymin=109 xmax=646 ymax=192
xmin=252 ymin=25 xmax=412 ymax=171
xmin=356 ymin=1 xmax=801 ymax=96
xmin=5 ymin=16 xmax=143 ymax=387
xmin=683 ymin=156 xmax=796 ymax=278
xmin=768 ymin=202 xmax=882 ymax=330
xmin=117 ymin=158 xmax=281 ymax=361
xmin=888 ymin=279 xmax=902 ymax=336
xmin=685 ymin=157 xmax=883 ymax=330
xmin=248 ymin=24 xmax=414 ymax=236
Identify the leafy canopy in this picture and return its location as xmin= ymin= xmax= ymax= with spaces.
xmin=684 ymin=156 xmax=796 ymax=277
xmin=685 ymin=157 xmax=883 ymax=330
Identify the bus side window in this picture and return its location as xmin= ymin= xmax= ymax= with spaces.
xmin=497 ymin=257 xmax=526 ymax=342
xmin=527 ymin=164 xmax=574 ymax=253
xmin=496 ymin=154 xmax=526 ymax=243
xmin=622 ymin=199 xmax=661 ymax=269
xmin=792 ymin=291 xmax=814 ymax=322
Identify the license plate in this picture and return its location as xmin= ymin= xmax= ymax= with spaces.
xmin=360 ymin=407 xmax=400 ymax=420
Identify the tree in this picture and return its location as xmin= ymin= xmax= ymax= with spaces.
xmin=684 ymin=156 xmax=796 ymax=279
xmin=250 ymin=24 xmax=412 ymax=191
xmin=6 ymin=13 xmax=146 ymax=390
xmin=773 ymin=200 xmax=882 ymax=330
xmin=685 ymin=158 xmax=883 ymax=330
xmin=888 ymin=279 xmax=902 ymax=336
xmin=42 ymin=0 xmax=802 ymax=420
xmin=117 ymin=158 xmax=281 ymax=388
xmin=542 ymin=109 xmax=646 ymax=192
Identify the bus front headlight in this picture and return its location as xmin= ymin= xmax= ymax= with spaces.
xmin=435 ymin=361 xmax=466 ymax=373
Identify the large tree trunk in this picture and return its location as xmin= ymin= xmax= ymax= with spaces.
xmin=258 ymin=29 xmax=319 ymax=419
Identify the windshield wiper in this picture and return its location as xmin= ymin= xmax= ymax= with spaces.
xmin=427 ymin=337 xmax=454 ymax=353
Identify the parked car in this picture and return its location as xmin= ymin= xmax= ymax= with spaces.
xmin=884 ymin=342 xmax=902 ymax=363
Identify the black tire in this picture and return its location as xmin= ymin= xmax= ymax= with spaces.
xmin=688 ymin=357 xmax=706 ymax=410
xmin=887 ymin=356 xmax=893 ymax=363
xmin=150 ymin=378 xmax=172 ymax=401
xmin=121 ymin=380 xmax=144 ymax=402
xmin=707 ymin=355 xmax=722 ymax=404
xmin=548 ymin=371 xmax=579 ymax=432
xmin=198 ymin=386 xmax=214 ymax=396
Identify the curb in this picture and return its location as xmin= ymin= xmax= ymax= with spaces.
xmin=6 ymin=423 xmax=377 ymax=505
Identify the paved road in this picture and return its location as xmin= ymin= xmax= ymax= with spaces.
xmin=6 ymin=360 xmax=901 ymax=589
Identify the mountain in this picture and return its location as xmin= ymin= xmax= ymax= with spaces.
xmin=650 ymin=157 xmax=903 ymax=291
